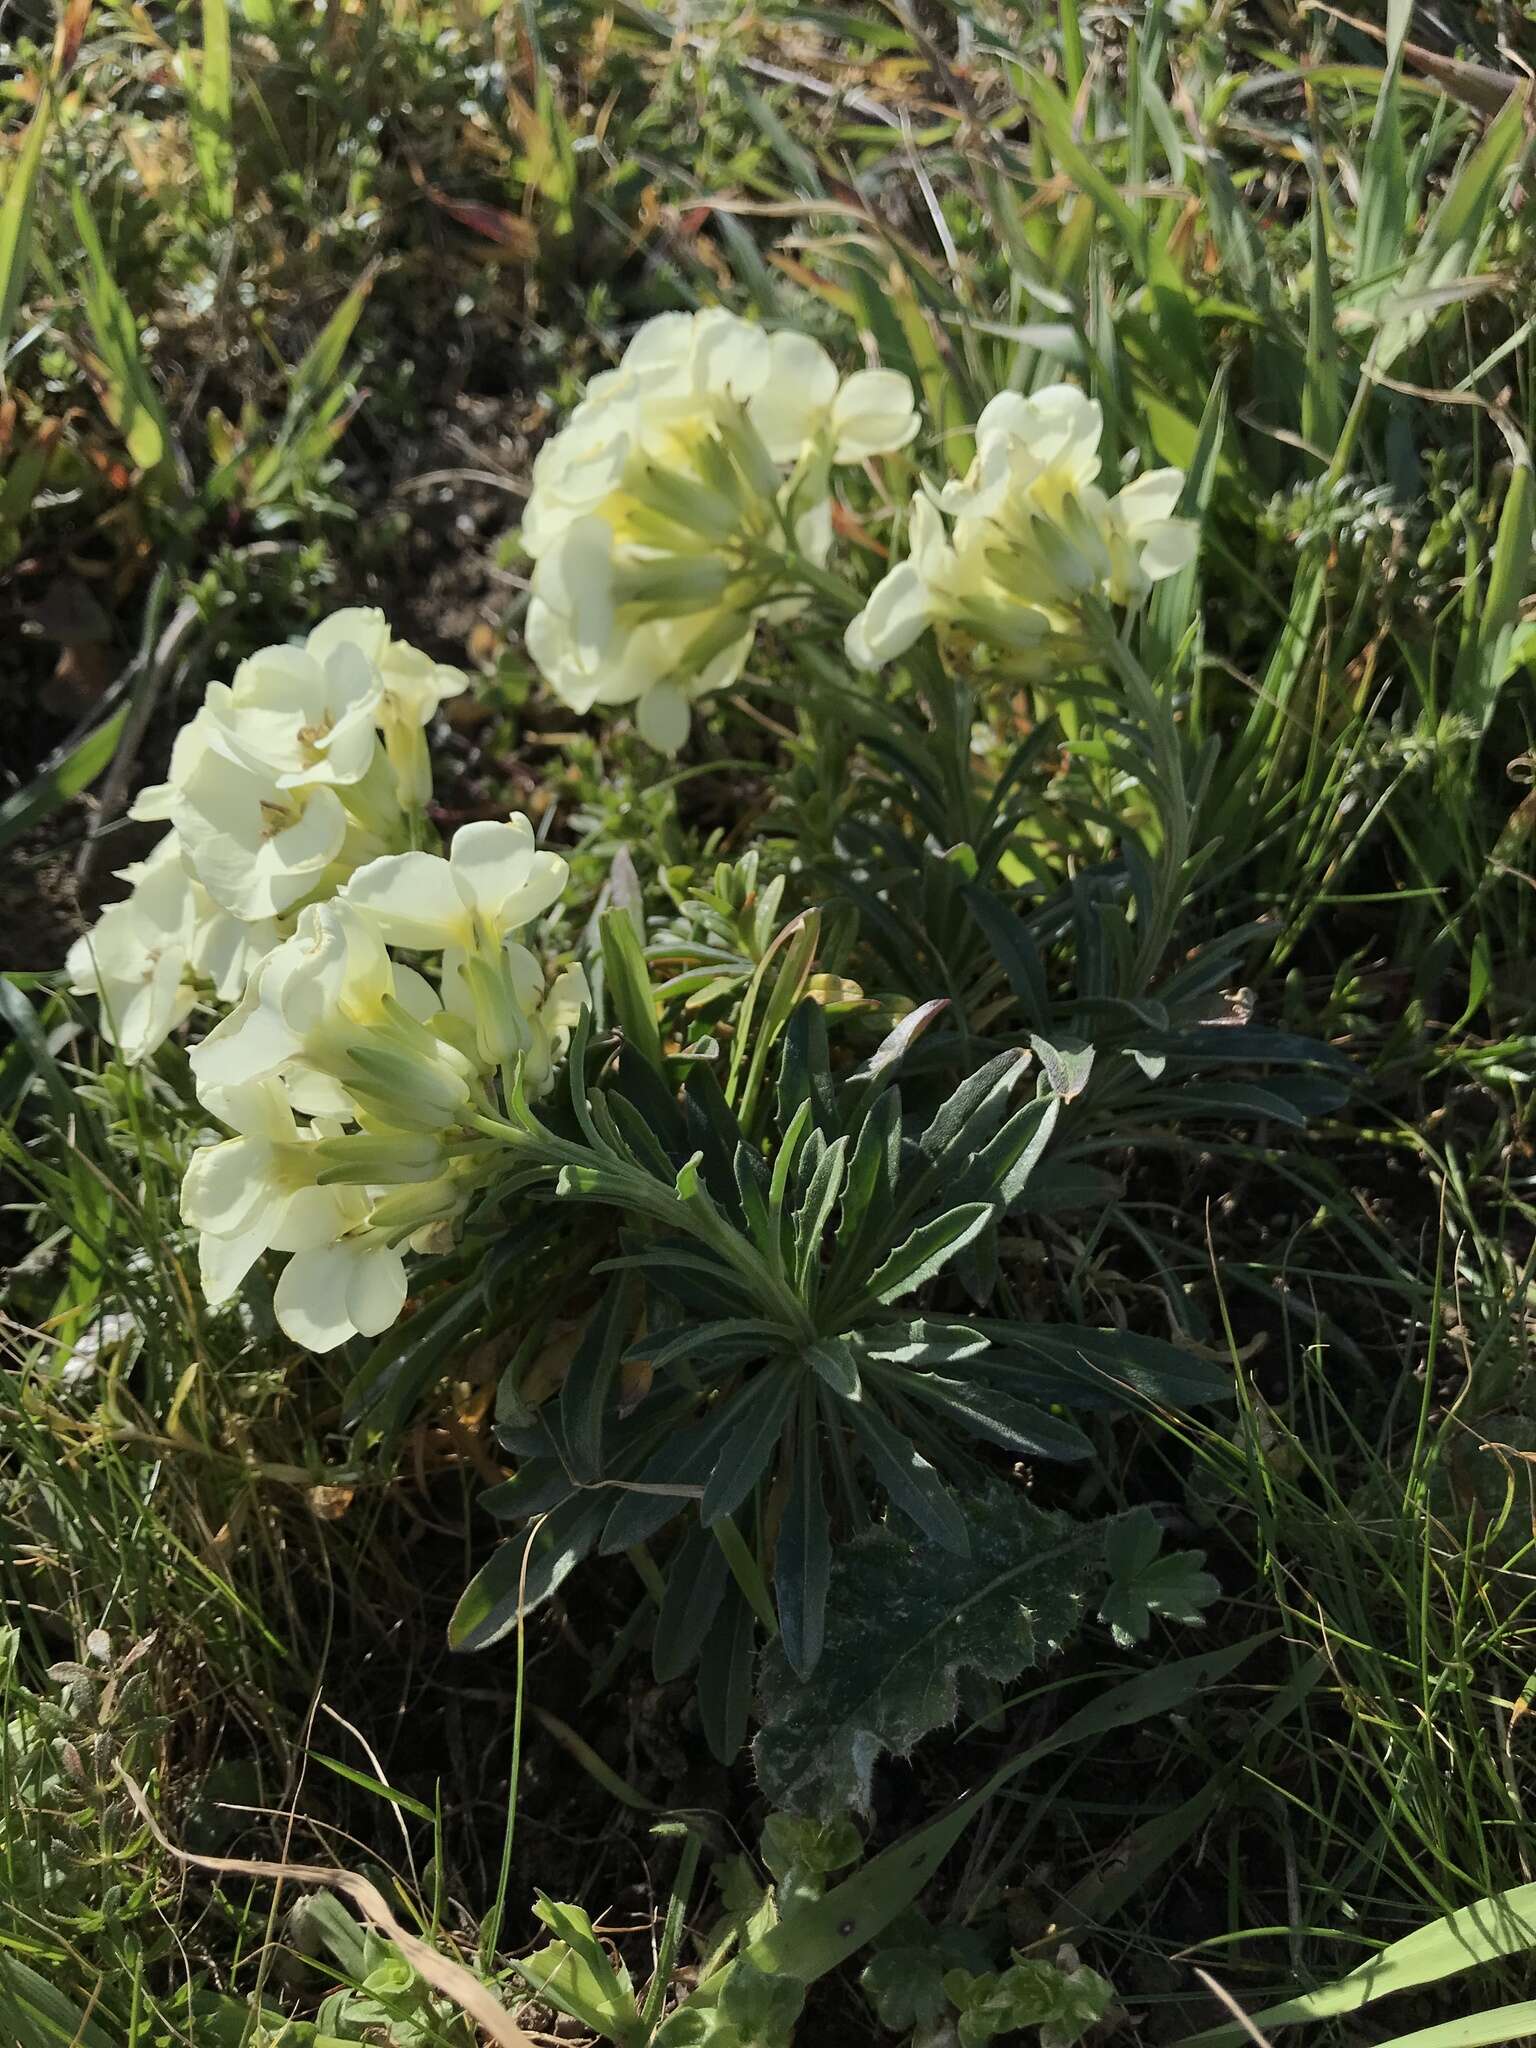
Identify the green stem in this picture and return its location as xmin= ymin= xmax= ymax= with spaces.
xmin=778 ymin=549 xmax=865 ymax=614
xmin=468 ymin=1111 xmax=814 ymax=1340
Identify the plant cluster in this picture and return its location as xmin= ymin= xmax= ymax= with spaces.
xmin=59 ymin=308 xmax=1290 ymax=1825
xmin=6 ymin=1 xmax=1536 ymax=2044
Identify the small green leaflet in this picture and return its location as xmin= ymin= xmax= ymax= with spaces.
xmin=1098 ymin=1506 xmax=1219 ymax=1647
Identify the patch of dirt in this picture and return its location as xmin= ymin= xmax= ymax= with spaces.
xmin=341 ymin=386 xmax=543 ymax=663
xmin=2 ymin=825 xmax=86 ymax=972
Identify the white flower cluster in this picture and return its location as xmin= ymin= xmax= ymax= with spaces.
xmin=67 ymin=611 xmax=465 ymax=1066
xmin=845 ymin=385 xmax=1197 ymax=669
xmin=182 ymin=819 xmax=587 ymax=1352
xmin=522 ymin=310 xmax=919 ymax=752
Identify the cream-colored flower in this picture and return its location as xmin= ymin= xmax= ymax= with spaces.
xmin=940 ymin=384 xmax=1105 ymax=527
xmin=189 ymin=900 xmax=462 ymax=1132
xmin=117 ymin=832 xmax=281 ymax=1001
xmin=520 ymin=310 xmax=918 ymax=748
xmin=343 ymin=820 xmax=575 ymax=1068
xmin=212 ymin=633 xmax=383 ymax=791
xmin=154 ymin=713 xmax=349 ymax=922
xmin=521 ymin=961 xmax=592 ymax=1095
xmin=66 ymin=856 xmax=200 ymax=1065
xmin=182 ymin=1077 xmax=370 ymax=1305
xmin=846 ymin=385 xmax=1195 ymax=670
xmin=748 ymin=332 xmax=918 ymax=465
xmin=1100 ymin=470 xmax=1198 ymax=601
xmin=745 ymin=332 xmax=841 ymax=462
xmin=341 ymin=816 xmax=567 ymax=955
xmin=845 ymin=494 xmax=1055 ymax=668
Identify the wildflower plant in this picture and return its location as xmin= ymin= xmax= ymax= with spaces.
xmin=61 ymin=307 xmax=1332 ymax=1798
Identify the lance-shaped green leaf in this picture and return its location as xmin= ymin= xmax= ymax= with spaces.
xmin=601 ymin=905 xmax=665 ymax=1072
xmin=1176 ymin=1873 xmax=1536 ymax=2047
xmin=449 ymin=1493 xmax=609 ymax=1651
xmin=846 ymin=1397 xmax=969 ymax=1555
xmin=700 ymin=1368 xmax=798 ymax=1526
xmin=0 ymin=87 xmax=50 ymax=363
xmin=559 ymin=1275 xmax=638 ymax=1482
xmin=775 ymin=1399 xmax=831 ymax=1678
xmin=866 ymin=1203 xmax=994 ymax=1305
xmin=1451 ymin=413 xmax=1534 ymax=741
xmin=518 ymin=1897 xmax=645 ymax=2048
xmin=653 ymin=1524 xmax=731 ymax=1682
xmin=70 ymin=190 xmax=178 ymax=476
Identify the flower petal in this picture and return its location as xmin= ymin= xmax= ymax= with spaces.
xmin=200 ymin=1226 xmax=268 ymax=1305
xmin=844 ymin=563 xmax=932 ymax=670
xmin=342 ymin=852 xmax=470 ymax=951
xmin=831 ymin=369 xmax=919 ymax=462
xmin=447 ymin=816 xmax=533 ymax=907
xmin=274 ymin=1245 xmax=359 ymax=1353
xmin=635 ymin=680 xmax=693 ymax=754
xmin=1114 ymin=469 xmax=1186 ymax=528
xmin=345 ymin=1244 xmax=409 ymax=1338
xmin=746 ymin=331 xmax=839 ymax=460
xmin=181 ymin=1136 xmax=276 ymax=1238
xmin=1137 ymin=517 xmax=1198 ymax=580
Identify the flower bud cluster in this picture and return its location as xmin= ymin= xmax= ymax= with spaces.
xmin=67 ymin=610 xmax=465 ymax=1065
xmin=522 ymin=310 xmax=919 ymax=752
xmin=844 ymin=386 xmax=1197 ymax=670
xmin=181 ymin=817 xmax=588 ymax=1352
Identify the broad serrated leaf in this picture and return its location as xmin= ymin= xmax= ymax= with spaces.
xmin=753 ymin=1488 xmax=1109 ymax=1816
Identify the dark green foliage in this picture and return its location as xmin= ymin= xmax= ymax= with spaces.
xmin=753 ymin=1489 xmax=1110 ymax=1817
xmin=454 ymin=994 xmax=1247 ymax=1735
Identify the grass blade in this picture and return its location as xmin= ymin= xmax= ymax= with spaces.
xmin=1353 ymin=0 xmax=1411 ymax=300
xmin=187 ymin=0 xmax=235 ymax=224
xmin=1450 ymin=413 xmax=1534 ymax=738
xmin=1374 ymin=84 xmax=1530 ymax=367
xmin=0 ymin=88 xmax=51 ymax=361
xmin=1373 ymin=2005 xmax=1536 ymax=2048
xmin=69 ymin=190 xmax=176 ymax=475
xmin=0 ymin=703 xmax=129 ymax=854
xmin=1302 ymin=175 xmax=1342 ymax=450
xmin=0 ymin=1955 xmax=118 ymax=2048
xmin=1178 ymin=1879 xmax=1536 ymax=2045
